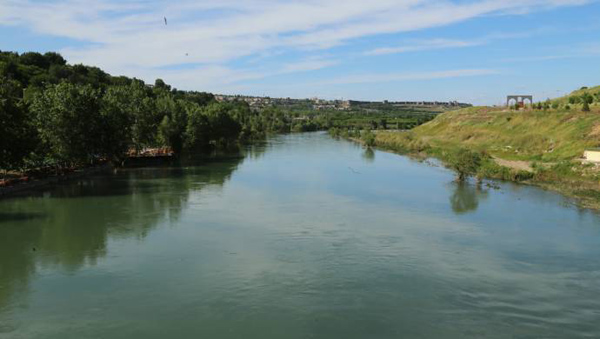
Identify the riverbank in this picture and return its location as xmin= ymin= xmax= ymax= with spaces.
xmin=0 ymin=163 xmax=114 ymax=198
xmin=362 ymin=105 xmax=600 ymax=209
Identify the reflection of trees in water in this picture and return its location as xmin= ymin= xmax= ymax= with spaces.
xmin=450 ymin=182 xmax=489 ymax=214
xmin=362 ymin=148 xmax=375 ymax=163
xmin=0 ymin=155 xmax=245 ymax=314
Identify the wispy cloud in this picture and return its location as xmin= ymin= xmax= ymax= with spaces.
xmin=365 ymin=39 xmax=483 ymax=56
xmin=498 ymin=42 xmax=600 ymax=62
xmin=363 ymin=30 xmax=545 ymax=56
xmin=0 ymin=0 xmax=594 ymax=95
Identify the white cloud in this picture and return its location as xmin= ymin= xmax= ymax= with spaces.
xmin=365 ymin=39 xmax=483 ymax=56
xmin=0 ymin=0 xmax=593 ymax=94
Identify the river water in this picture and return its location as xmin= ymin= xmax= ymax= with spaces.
xmin=1 ymin=132 xmax=599 ymax=338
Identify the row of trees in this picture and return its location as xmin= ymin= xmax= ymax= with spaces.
xmin=514 ymin=92 xmax=597 ymax=112
xmin=0 ymin=51 xmax=306 ymax=172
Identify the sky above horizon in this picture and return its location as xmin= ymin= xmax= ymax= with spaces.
xmin=1 ymin=0 xmax=600 ymax=105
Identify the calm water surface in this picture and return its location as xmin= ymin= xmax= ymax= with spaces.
xmin=1 ymin=132 xmax=600 ymax=338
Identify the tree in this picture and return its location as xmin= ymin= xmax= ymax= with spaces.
xmin=154 ymin=78 xmax=171 ymax=92
xmin=582 ymin=100 xmax=591 ymax=112
xmin=43 ymin=52 xmax=67 ymax=66
xmin=361 ymin=129 xmax=376 ymax=147
xmin=203 ymin=103 xmax=242 ymax=145
xmin=30 ymin=82 xmax=104 ymax=165
xmin=0 ymin=77 xmax=36 ymax=170
xmin=100 ymin=86 xmax=135 ymax=160
xmin=581 ymin=93 xmax=592 ymax=112
xmin=20 ymin=52 xmax=49 ymax=69
xmin=124 ymin=80 xmax=159 ymax=150
xmin=581 ymin=93 xmax=593 ymax=104
xmin=184 ymin=103 xmax=211 ymax=150
xmin=156 ymin=94 xmax=187 ymax=154
xmin=448 ymin=149 xmax=483 ymax=182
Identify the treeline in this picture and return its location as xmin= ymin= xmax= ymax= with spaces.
xmin=0 ymin=51 xmax=307 ymax=172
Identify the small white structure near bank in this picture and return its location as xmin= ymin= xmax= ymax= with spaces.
xmin=583 ymin=149 xmax=600 ymax=163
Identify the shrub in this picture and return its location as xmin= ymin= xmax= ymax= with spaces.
xmin=361 ymin=130 xmax=376 ymax=147
xmin=583 ymin=100 xmax=590 ymax=112
xmin=447 ymin=148 xmax=483 ymax=182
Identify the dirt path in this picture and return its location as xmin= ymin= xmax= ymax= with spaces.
xmin=493 ymin=157 xmax=533 ymax=172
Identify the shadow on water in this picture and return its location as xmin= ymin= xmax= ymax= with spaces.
xmin=0 ymin=150 xmax=252 ymax=317
xmin=449 ymin=182 xmax=489 ymax=214
xmin=0 ymin=212 xmax=47 ymax=224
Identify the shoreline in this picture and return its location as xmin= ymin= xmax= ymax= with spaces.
xmin=342 ymin=134 xmax=600 ymax=211
xmin=0 ymin=164 xmax=114 ymax=199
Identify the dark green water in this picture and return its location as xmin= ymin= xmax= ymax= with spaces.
xmin=1 ymin=132 xmax=600 ymax=338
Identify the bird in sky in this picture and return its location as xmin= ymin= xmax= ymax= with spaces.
xmin=164 ymin=17 xmax=167 ymax=25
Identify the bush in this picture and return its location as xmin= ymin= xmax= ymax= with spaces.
xmin=583 ymin=100 xmax=590 ymax=112
xmin=447 ymin=148 xmax=483 ymax=181
xmin=361 ymin=129 xmax=376 ymax=147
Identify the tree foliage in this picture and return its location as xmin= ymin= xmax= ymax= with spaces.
xmin=0 ymin=51 xmax=318 ymax=172
xmin=448 ymin=149 xmax=483 ymax=182
xmin=0 ymin=77 xmax=36 ymax=170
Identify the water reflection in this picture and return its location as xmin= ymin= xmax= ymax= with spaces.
xmin=0 ymin=154 xmax=247 ymax=316
xmin=362 ymin=147 xmax=375 ymax=163
xmin=449 ymin=182 xmax=489 ymax=214
xmin=2 ymin=133 xmax=600 ymax=338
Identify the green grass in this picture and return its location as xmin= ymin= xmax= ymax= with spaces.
xmin=371 ymin=103 xmax=600 ymax=209
xmin=387 ymin=106 xmax=600 ymax=162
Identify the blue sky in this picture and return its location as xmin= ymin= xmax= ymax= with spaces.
xmin=1 ymin=0 xmax=600 ymax=104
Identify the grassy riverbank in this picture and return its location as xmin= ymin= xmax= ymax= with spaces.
xmin=368 ymin=97 xmax=600 ymax=208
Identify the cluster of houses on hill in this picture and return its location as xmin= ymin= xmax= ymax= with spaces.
xmin=214 ymin=94 xmax=471 ymax=111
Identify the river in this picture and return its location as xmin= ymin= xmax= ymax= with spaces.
xmin=1 ymin=132 xmax=599 ymax=338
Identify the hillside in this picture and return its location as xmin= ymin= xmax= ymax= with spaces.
xmin=372 ymin=99 xmax=600 ymax=208
xmin=400 ymin=106 xmax=600 ymax=162
xmin=548 ymin=85 xmax=600 ymax=106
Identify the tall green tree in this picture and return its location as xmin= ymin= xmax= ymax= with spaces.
xmin=0 ymin=77 xmax=36 ymax=170
xmin=156 ymin=94 xmax=187 ymax=154
xmin=100 ymin=86 xmax=135 ymax=160
xmin=30 ymin=82 xmax=104 ymax=165
xmin=203 ymin=103 xmax=242 ymax=145
xmin=184 ymin=103 xmax=211 ymax=150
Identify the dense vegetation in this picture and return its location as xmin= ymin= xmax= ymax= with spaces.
xmin=311 ymin=109 xmax=436 ymax=131
xmin=0 ymin=51 xmax=307 ymax=173
xmin=1 ymin=50 xmax=450 ymax=175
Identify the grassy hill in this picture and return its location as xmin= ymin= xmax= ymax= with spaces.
xmin=370 ymin=94 xmax=600 ymax=208
xmin=391 ymin=106 xmax=600 ymax=162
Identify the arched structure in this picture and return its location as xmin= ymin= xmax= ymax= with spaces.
xmin=507 ymin=95 xmax=533 ymax=107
